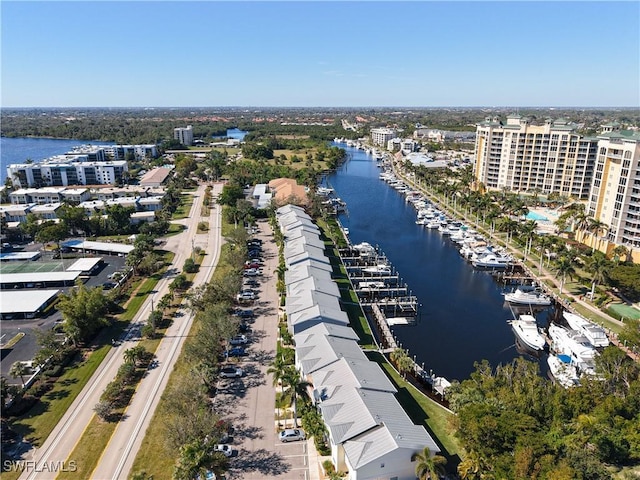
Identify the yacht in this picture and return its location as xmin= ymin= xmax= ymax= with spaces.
xmin=472 ymin=252 xmax=511 ymax=269
xmin=504 ymin=288 xmax=552 ymax=306
xmin=425 ymin=220 xmax=441 ymax=229
xmin=548 ymin=323 xmax=598 ymax=375
xmin=362 ymin=264 xmax=392 ymax=275
xmin=547 ymin=354 xmax=580 ymax=388
xmin=316 ymin=186 xmax=334 ymax=196
xmin=509 ymin=314 xmax=546 ymax=351
xmin=563 ymin=312 xmax=610 ymax=348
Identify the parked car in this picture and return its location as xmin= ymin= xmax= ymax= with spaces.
xmin=213 ymin=444 xmax=234 ymax=457
xmin=102 ymin=282 xmax=117 ymax=290
xmin=278 ymin=429 xmax=306 ymax=442
xmin=243 ymin=279 xmax=260 ymax=288
xmin=243 ymin=268 xmax=261 ymax=277
xmin=236 ymin=291 xmax=256 ymax=301
xmin=229 ymin=334 xmax=248 ymax=345
xmin=233 ymin=308 xmax=254 ymax=318
xmin=238 ymin=322 xmax=250 ymax=333
xmin=219 ymin=365 xmax=243 ymax=378
xmin=225 ymin=346 xmax=246 ymax=357
xmin=244 ymin=262 xmax=261 ymax=270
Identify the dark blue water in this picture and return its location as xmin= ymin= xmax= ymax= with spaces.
xmin=1 ymin=137 xmax=114 ymax=184
xmin=329 ymin=145 xmax=544 ymax=382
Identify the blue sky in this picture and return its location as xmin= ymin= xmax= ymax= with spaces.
xmin=2 ymin=1 xmax=638 ymax=107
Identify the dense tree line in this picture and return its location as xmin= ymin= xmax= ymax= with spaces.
xmin=449 ymin=354 xmax=640 ymax=479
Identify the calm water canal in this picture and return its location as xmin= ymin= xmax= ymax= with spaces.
xmin=328 ymin=144 xmax=548 ymax=382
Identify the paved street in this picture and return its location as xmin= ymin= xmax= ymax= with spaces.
xmin=18 ymin=183 xmax=223 ymax=480
xmin=214 ymin=219 xmax=311 ymax=480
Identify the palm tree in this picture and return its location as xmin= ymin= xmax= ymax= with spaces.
xmin=587 ymin=218 xmax=608 ymax=253
xmin=611 ymin=244 xmax=629 ymax=265
xmin=9 ymin=362 xmax=30 ymax=387
xmin=281 ymin=367 xmax=310 ymax=427
xmin=457 ymin=449 xmax=486 ymax=480
xmin=267 ymin=355 xmax=288 ymax=426
xmin=172 ymin=439 xmax=228 ymax=480
xmin=586 ymin=253 xmax=610 ymax=300
xmin=413 ymin=446 xmax=447 ymax=480
xmin=390 ymin=347 xmax=414 ymax=378
xmin=519 ymin=220 xmax=538 ymax=261
xmin=553 ymin=256 xmax=577 ymax=295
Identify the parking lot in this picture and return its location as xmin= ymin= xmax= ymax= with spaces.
xmin=211 ymin=220 xmax=311 ymax=480
xmin=0 ymin=249 xmax=127 ymax=382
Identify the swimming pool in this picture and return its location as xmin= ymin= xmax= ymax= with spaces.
xmin=526 ymin=211 xmax=549 ymax=222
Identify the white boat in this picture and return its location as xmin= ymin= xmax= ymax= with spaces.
xmin=504 ymin=288 xmax=552 ymax=306
xmin=358 ymin=281 xmax=385 ymax=291
xmin=352 ymin=242 xmax=376 ymax=259
xmin=548 ymin=323 xmax=598 ymax=375
xmin=563 ymin=312 xmax=610 ymax=348
xmin=362 ymin=264 xmax=392 ymax=275
xmin=425 ymin=220 xmax=440 ymax=229
xmin=509 ymin=314 xmax=546 ymax=351
xmin=547 ymin=354 xmax=580 ymax=388
xmin=472 ymin=252 xmax=511 ymax=269
xmin=316 ymin=186 xmax=334 ymax=196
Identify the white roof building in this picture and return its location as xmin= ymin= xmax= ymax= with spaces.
xmin=0 ymin=290 xmax=60 ymax=319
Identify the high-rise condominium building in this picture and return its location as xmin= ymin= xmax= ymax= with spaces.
xmin=474 ymin=115 xmax=597 ymax=199
xmin=371 ymin=128 xmax=396 ymax=147
xmin=174 ymin=125 xmax=194 ymax=146
xmin=587 ymin=126 xmax=640 ymax=258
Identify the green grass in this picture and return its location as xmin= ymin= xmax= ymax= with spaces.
xmin=171 ymin=193 xmax=195 ymax=220
xmin=5 ymin=252 xmax=173 ymax=480
xmin=165 ymin=222 xmax=187 ymax=237
xmin=607 ymin=303 xmax=640 ymax=321
xmin=57 ymin=418 xmax=117 ymax=480
xmin=366 ymin=351 xmax=463 ymax=465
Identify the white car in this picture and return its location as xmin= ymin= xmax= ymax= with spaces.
xmin=219 ymin=365 xmax=243 ymax=378
xmin=213 ymin=444 xmax=234 ymax=457
xmin=236 ymin=291 xmax=256 ymax=301
xmin=278 ymin=428 xmax=306 ymax=443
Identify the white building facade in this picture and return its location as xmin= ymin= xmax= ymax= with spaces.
xmin=7 ymin=160 xmax=128 ymax=188
xmin=370 ymin=128 xmax=396 ymax=147
xmin=586 ymin=128 xmax=640 ymax=259
xmin=173 ymin=125 xmax=194 ymax=146
xmin=474 ymin=115 xmax=598 ymax=199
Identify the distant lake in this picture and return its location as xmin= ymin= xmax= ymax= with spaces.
xmin=226 ymin=128 xmax=248 ymax=141
xmin=1 ymin=137 xmax=114 ymax=184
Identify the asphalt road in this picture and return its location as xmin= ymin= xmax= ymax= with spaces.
xmin=18 ymin=183 xmax=222 ymax=480
xmin=213 ymin=219 xmax=310 ymax=480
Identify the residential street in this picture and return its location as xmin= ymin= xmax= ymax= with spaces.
xmin=19 ymin=183 xmax=223 ymax=480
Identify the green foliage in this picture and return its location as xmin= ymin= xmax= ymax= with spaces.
xmin=448 ymin=357 xmax=640 ymax=478
xmin=607 ymin=263 xmax=640 ymax=302
xmin=183 ymin=257 xmax=199 ymax=274
xmin=56 ymin=284 xmax=109 ymax=345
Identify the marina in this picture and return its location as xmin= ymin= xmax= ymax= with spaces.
xmin=327 ymin=141 xmax=615 ymax=387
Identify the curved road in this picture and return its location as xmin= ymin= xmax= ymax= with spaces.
xmin=19 ymin=183 xmax=223 ymax=480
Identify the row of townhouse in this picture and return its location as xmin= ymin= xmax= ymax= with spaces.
xmin=0 ymin=195 xmax=164 ymax=227
xmin=475 ymin=116 xmax=640 ymax=258
xmin=275 ymin=204 xmax=440 ymax=480
xmin=7 ymin=185 xmax=166 ymax=205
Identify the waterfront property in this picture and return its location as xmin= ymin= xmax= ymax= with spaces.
xmin=474 ymin=115 xmax=597 ymax=199
xmin=276 ymin=204 xmax=441 ymax=480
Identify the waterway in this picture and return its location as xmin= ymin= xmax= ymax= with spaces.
xmin=328 ymin=143 xmax=550 ymax=382
xmin=1 ymin=137 xmax=114 ymax=184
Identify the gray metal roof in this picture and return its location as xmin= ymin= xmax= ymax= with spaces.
xmin=311 ymin=357 xmax=396 ymax=403
xmin=287 ymin=275 xmax=340 ymax=298
xmin=284 ymin=262 xmax=333 ymax=285
xmin=283 ymin=225 xmax=323 ymax=241
xmin=286 ymin=289 xmax=341 ymax=317
xmin=288 ymin=304 xmax=350 ymax=335
xmin=276 ymin=204 xmax=307 ymax=217
xmin=284 ymin=239 xmax=326 ymax=260
xmin=343 ymin=422 xmax=439 ymax=469
xmin=285 ymin=249 xmax=331 ymax=268
xmin=284 ymin=233 xmax=326 ymax=251
xmin=296 ymin=334 xmax=367 ymax=376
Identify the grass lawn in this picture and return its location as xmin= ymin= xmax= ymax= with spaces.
xmin=165 ymin=222 xmax=187 ymax=237
xmin=607 ymin=303 xmax=640 ymax=321
xmin=172 ymin=193 xmax=195 ymax=220
xmin=366 ymin=351 xmax=463 ymax=465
